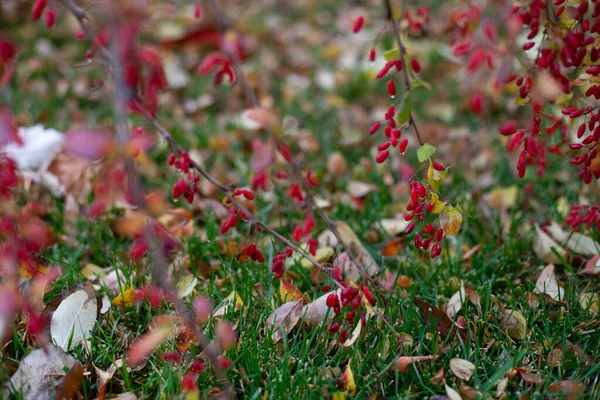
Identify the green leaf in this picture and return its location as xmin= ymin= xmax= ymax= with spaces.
xmin=416 ymin=143 xmax=436 ymax=163
xmin=412 ymin=78 xmax=432 ymax=91
xmin=383 ymin=49 xmax=400 ymax=61
xmin=440 ymin=205 xmax=463 ymax=236
xmin=396 ymin=93 xmax=411 ymax=125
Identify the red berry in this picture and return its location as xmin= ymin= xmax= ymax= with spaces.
xmin=352 ymin=16 xmax=365 ymax=33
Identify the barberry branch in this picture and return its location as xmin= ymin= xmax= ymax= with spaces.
xmin=203 ymin=0 xmax=386 ymax=297
xmin=384 ymin=0 xmax=423 ymax=146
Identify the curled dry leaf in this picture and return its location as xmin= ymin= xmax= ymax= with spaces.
xmin=578 ymin=255 xmax=600 ymax=276
xmin=446 ymin=282 xmax=466 ymax=319
xmin=534 ymin=224 xmax=567 ymax=264
xmin=265 ymin=299 xmax=304 ymax=342
xmin=391 ymin=355 xmax=439 ymax=373
xmin=342 ymin=319 xmax=362 ymax=347
xmin=336 ymin=221 xmax=380 ymax=276
xmin=94 ymin=359 xmax=125 ymax=400
xmin=450 ymin=358 xmax=475 ymax=381
xmin=7 ymin=344 xmax=80 ymax=400
xmin=50 ymin=286 xmax=98 ymax=351
xmin=534 ymin=264 xmax=564 ymax=302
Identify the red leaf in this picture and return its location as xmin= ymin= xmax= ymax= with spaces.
xmin=0 ymin=109 xmax=21 ymax=146
xmin=65 ymin=130 xmax=113 ymax=160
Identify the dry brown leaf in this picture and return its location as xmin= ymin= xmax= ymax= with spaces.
xmin=547 ymin=347 xmax=563 ymax=367
xmin=302 ymin=289 xmax=342 ymax=327
xmin=381 ymin=237 xmax=403 ymax=257
xmin=391 ymin=355 xmax=439 ymax=372
xmin=8 ymin=344 xmax=80 ymax=400
xmin=414 ymin=297 xmax=468 ymax=342
xmin=450 ymin=358 xmax=475 ymax=381
xmin=534 ymin=264 xmax=564 ymax=301
xmin=55 ymin=363 xmax=84 ymax=400
xmin=547 ymin=380 xmax=586 ymax=400
xmin=517 ymin=370 xmax=541 ymax=385
xmin=459 ymin=385 xmax=480 ymax=400
xmin=431 ymin=366 xmax=445 ymax=385
xmin=46 ymin=150 xmax=98 ymax=204
xmin=265 ymin=299 xmax=304 ymax=342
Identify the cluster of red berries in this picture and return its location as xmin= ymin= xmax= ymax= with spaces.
xmin=271 ymin=247 xmax=293 ymax=279
xmin=325 ymin=282 xmax=374 ymax=343
xmin=167 ymin=152 xmax=200 ymax=204
xmin=404 ymin=180 xmax=444 ymax=258
xmin=568 ymin=108 xmax=600 ymax=185
xmin=238 ymin=242 xmax=265 ymax=263
xmin=567 ymin=203 xmax=600 ymax=231
xmin=31 ymin=0 xmax=56 ymax=28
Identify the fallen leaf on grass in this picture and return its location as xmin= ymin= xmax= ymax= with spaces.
xmin=343 ymin=319 xmax=362 ymax=347
xmin=499 ymin=309 xmax=528 ymax=340
xmin=176 ymin=275 xmax=198 ymax=298
xmin=445 ymin=282 xmax=466 ymax=319
xmin=55 ymin=362 xmax=84 ymax=400
xmin=212 ymin=291 xmax=243 ymax=318
xmin=302 ymin=290 xmax=341 ymax=327
xmin=94 ymin=359 xmax=125 ymax=400
xmin=347 ymin=181 xmax=375 ymax=198
xmin=112 ymin=287 xmax=136 ymax=307
xmin=300 ymin=247 xmax=335 ymax=269
xmin=534 ymin=264 xmax=564 ymax=301
xmin=51 ymin=286 xmax=98 ymax=351
xmin=534 ymin=224 xmax=567 ymax=264
xmin=445 ymin=384 xmax=462 ymax=400
xmin=486 ymin=185 xmax=518 ymax=210
xmin=578 ymin=255 xmax=600 ymax=276
xmin=391 ymin=355 xmax=439 ymax=372
xmin=265 ymin=299 xmax=304 ymax=342
xmin=381 ymin=237 xmax=403 ymax=257
xmin=547 ymin=222 xmax=600 ymax=257
xmin=414 ymin=297 xmax=468 ymax=342
xmin=7 ymin=344 xmax=80 ymax=400
xmin=335 ymin=221 xmax=380 ymax=276
xmin=440 ymin=205 xmax=463 ymax=235
xmin=450 ymin=358 xmax=475 ymax=381
xmin=342 ymin=363 xmax=356 ymax=396
xmin=279 ymin=280 xmax=304 ymax=302
xmin=548 ymin=380 xmax=586 ymax=400
xmin=380 ymin=218 xmax=410 ymax=235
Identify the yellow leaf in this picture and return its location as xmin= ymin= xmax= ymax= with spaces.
xmin=332 ymin=393 xmax=346 ymax=400
xmin=112 ymin=287 xmax=136 ymax=307
xmin=213 ymin=291 xmax=243 ymax=318
xmin=430 ymin=193 xmax=446 ymax=213
xmin=279 ymin=280 xmax=305 ymax=302
xmin=300 ymin=247 xmax=335 ymax=269
xmin=427 ymin=162 xmax=449 ymax=192
xmin=440 ymin=205 xmax=463 ymax=235
xmin=343 ymin=363 xmax=356 ymax=396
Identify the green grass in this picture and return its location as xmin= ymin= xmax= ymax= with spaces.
xmin=2 ymin=4 xmax=600 ymax=400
